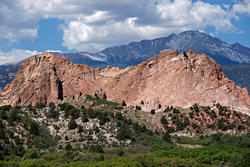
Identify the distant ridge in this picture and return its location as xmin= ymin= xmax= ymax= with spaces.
xmin=51 ymin=30 xmax=250 ymax=67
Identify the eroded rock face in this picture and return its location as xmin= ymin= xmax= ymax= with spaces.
xmin=0 ymin=51 xmax=249 ymax=114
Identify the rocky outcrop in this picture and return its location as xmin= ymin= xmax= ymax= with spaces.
xmin=0 ymin=51 xmax=249 ymax=114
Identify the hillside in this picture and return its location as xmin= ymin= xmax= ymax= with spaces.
xmin=0 ymin=95 xmax=249 ymax=166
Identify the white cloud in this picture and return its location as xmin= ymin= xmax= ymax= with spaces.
xmin=0 ymin=26 xmax=38 ymax=43
xmin=0 ymin=0 xmax=39 ymax=41
xmin=45 ymin=50 xmax=62 ymax=53
xmin=0 ymin=49 xmax=39 ymax=65
xmin=0 ymin=0 xmax=246 ymax=53
xmin=62 ymin=0 xmax=236 ymax=51
xmin=156 ymin=0 xmax=235 ymax=32
xmin=233 ymin=0 xmax=250 ymax=16
xmin=81 ymin=11 xmax=113 ymax=24
xmin=62 ymin=17 xmax=182 ymax=51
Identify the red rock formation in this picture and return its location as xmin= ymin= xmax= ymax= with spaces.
xmin=0 ymin=50 xmax=249 ymax=114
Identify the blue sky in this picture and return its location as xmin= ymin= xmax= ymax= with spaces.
xmin=0 ymin=0 xmax=250 ymax=64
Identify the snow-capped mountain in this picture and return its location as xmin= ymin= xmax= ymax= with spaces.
xmin=98 ymin=30 xmax=250 ymax=67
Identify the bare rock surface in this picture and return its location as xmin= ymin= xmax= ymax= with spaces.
xmin=0 ymin=50 xmax=249 ymax=114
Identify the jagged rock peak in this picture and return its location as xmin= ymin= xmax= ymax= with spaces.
xmin=0 ymin=50 xmax=249 ymax=115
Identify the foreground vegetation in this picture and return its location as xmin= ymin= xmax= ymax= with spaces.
xmin=0 ymin=95 xmax=249 ymax=166
xmin=0 ymin=133 xmax=249 ymax=167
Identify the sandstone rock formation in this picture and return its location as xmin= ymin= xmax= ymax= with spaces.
xmin=0 ymin=50 xmax=249 ymax=114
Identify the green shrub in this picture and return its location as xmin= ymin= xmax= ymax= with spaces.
xmin=184 ymin=116 xmax=190 ymax=126
xmin=193 ymin=104 xmax=199 ymax=112
xmin=46 ymin=104 xmax=59 ymax=119
xmin=150 ymin=109 xmax=155 ymax=114
xmin=0 ymin=110 xmax=7 ymax=120
xmin=23 ymin=148 xmax=40 ymax=159
xmin=136 ymin=105 xmax=141 ymax=110
xmin=68 ymin=119 xmax=78 ymax=130
xmin=116 ymin=112 xmax=123 ymax=120
xmin=35 ymin=103 xmax=45 ymax=109
xmin=116 ymin=148 xmax=125 ymax=156
xmin=29 ymin=120 xmax=39 ymax=135
xmin=85 ymin=94 xmax=95 ymax=101
xmin=94 ymin=92 xmax=99 ymax=99
xmin=117 ymin=125 xmax=131 ymax=140
xmin=115 ymin=106 xmax=124 ymax=110
xmin=191 ymin=123 xmax=199 ymax=129
xmin=77 ymin=125 xmax=83 ymax=133
xmin=163 ymin=133 xmax=171 ymax=142
xmin=9 ymin=109 xmax=18 ymax=122
xmin=161 ymin=116 xmax=168 ymax=125
xmin=0 ymin=105 xmax=12 ymax=111
xmin=65 ymin=144 xmax=72 ymax=151
xmin=99 ymin=115 xmax=110 ymax=125
xmin=173 ymin=108 xmax=180 ymax=114
xmin=48 ymin=102 xmax=55 ymax=109
xmin=210 ymin=110 xmax=217 ymax=119
xmin=89 ymin=145 xmax=104 ymax=153
xmin=188 ymin=112 xmax=194 ymax=118
xmin=164 ymin=106 xmax=170 ymax=112
xmin=20 ymin=159 xmax=48 ymax=167
xmin=237 ymin=125 xmax=245 ymax=131
xmin=82 ymin=115 xmax=89 ymax=122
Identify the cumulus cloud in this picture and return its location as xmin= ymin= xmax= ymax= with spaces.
xmin=62 ymin=0 xmax=236 ymax=51
xmin=156 ymin=0 xmax=235 ymax=32
xmin=0 ymin=0 xmax=39 ymax=41
xmin=62 ymin=17 xmax=176 ymax=51
xmin=233 ymin=0 xmax=250 ymax=16
xmin=0 ymin=0 xmax=247 ymax=52
xmin=0 ymin=49 xmax=39 ymax=65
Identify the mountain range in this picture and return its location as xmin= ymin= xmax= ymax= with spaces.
xmin=1 ymin=50 xmax=249 ymax=115
xmin=0 ymin=30 xmax=250 ymax=92
xmin=52 ymin=30 xmax=250 ymax=67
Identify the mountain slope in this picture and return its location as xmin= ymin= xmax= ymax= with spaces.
xmin=0 ymin=50 xmax=249 ymax=114
xmin=0 ymin=64 xmax=20 ymax=92
xmin=222 ymin=64 xmax=250 ymax=91
xmin=1 ymin=30 xmax=250 ymax=91
xmin=100 ymin=31 xmax=250 ymax=67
